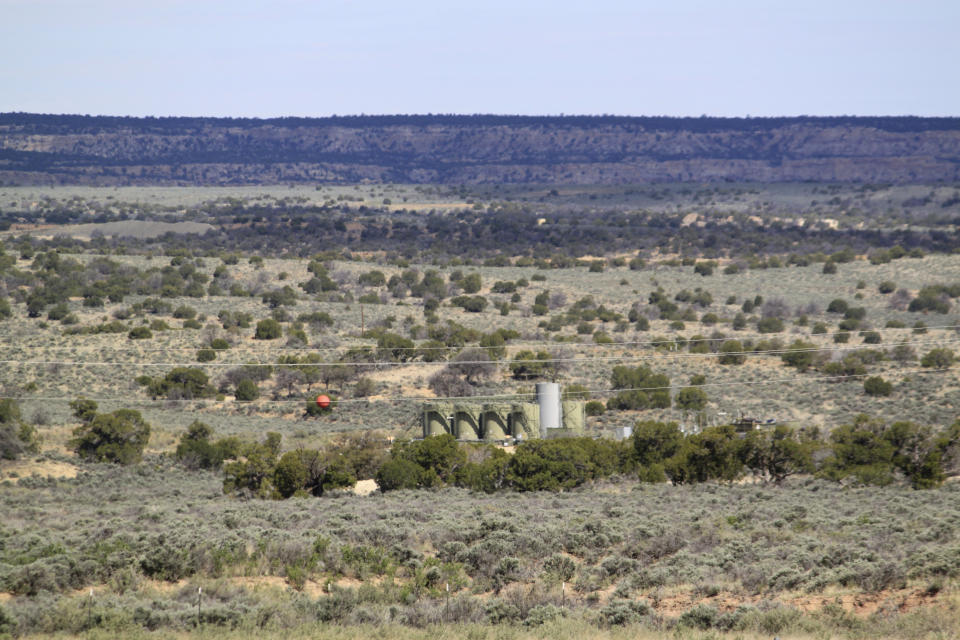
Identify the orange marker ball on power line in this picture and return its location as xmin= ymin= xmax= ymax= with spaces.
xmin=316 ymin=395 xmax=331 ymax=409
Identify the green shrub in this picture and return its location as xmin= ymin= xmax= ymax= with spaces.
xmin=921 ymin=348 xmax=955 ymax=368
xmin=819 ymin=417 xmax=895 ymax=485
xmin=375 ymin=458 xmax=423 ymax=491
xmin=71 ymin=407 xmax=151 ymax=465
xmin=676 ymin=386 xmax=708 ymax=411
xmin=665 ymin=425 xmax=745 ymax=485
xmin=144 ymin=367 xmax=216 ymax=399
xmin=693 ymin=261 xmax=716 ymax=276
xmin=600 ymin=599 xmax=651 ymax=626
xmin=0 ymin=399 xmax=40 ymax=460
xmin=509 ymin=350 xmax=558 ymax=380
xmin=909 ymin=290 xmax=951 ymax=313
xmin=781 ymin=340 xmax=817 ymax=371
xmin=175 ymin=421 xmax=238 ymax=470
xmin=235 ymin=379 xmax=260 ymax=401
xmin=827 ymin=298 xmax=849 ymax=314
xmin=743 ymin=425 xmax=814 ymax=482
xmin=607 ymin=365 xmax=671 ymax=409
xmin=864 ymin=376 xmax=893 ymax=397
xmin=172 ymin=305 xmax=196 ymax=319
xmin=523 ymin=604 xmax=565 ymax=627
xmin=358 ymin=270 xmax=386 ymax=286
xmin=756 ymin=316 xmax=784 ymax=333
xmin=593 ymin=330 xmax=613 ymax=344
xmin=718 ymin=340 xmax=746 ymax=364
xmin=451 ymin=295 xmax=488 ymax=312
xmin=585 ymin=400 xmax=606 ymax=416
xmin=255 ymin=318 xmax=282 ymax=339
xmin=222 ymin=432 xmax=282 ymax=497
xmin=128 ymin=326 xmax=152 ymax=340
xmin=0 ymin=603 xmax=16 ymax=635
xmin=376 ymin=332 xmax=415 ymax=361
xmin=459 ymin=272 xmax=482 ymax=293
xmin=679 ymin=604 xmax=718 ymax=629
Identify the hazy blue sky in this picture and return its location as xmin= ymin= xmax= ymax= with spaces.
xmin=2 ymin=0 xmax=957 ymax=118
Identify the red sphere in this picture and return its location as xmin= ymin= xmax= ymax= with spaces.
xmin=316 ymin=395 xmax=331 ymax=409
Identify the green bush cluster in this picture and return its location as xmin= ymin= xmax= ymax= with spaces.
xmin=450 ymin=295 xmax=488 ymax=312
xmin=509 ymin=350 xmax=562 ymax=380
xmin=174 ymin=421 xmax=242 ymax=470
xmin=69 ymin=398 xmax=150 ymax=465
xmin=374 ymin=434 xmax=629 ymax=493
xmin=221 ymin=430 xmax=388 ymax=499
xmin=909 ymin=283 xmax=960 ymax=313
xmin=373 ymin=417 xmax=959 ymax=494
xmin=606 ymin=365 xmax=670 ymax=410
xmin=137 ymin=367 xmax=217 ymax=400
xmin=0 ymin=399 xmax=40 ymax=461
xmin=820 ymin=415 xmax=959 ymax=488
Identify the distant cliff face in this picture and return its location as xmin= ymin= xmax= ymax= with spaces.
xmin=1 ymin=114 xmax=958 ymax=185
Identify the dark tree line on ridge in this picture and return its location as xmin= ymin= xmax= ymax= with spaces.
xmin=8 ymin=204 xmax=958 ymax=261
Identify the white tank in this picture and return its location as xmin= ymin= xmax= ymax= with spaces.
xmin=536 ymin=382 xmax=562 ymax=436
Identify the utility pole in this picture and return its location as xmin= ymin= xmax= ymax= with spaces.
xmin=197 ymin=586 xmax=202 ymax=628
xmin=361 ymin=304 xmax=365 ymax=338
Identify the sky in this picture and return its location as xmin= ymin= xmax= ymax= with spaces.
xmin=1 ymin=0 xmax=957 ymax=118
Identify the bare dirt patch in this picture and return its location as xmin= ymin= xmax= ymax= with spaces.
xmin=0 ymin=459 xmax=78 ymax=483
xmin=25 ymin=220 xmax=215 ymax=240
xmin=353 ymin=478 xmax=378 ymax=496
xmin=650 ymin=585 xmax=947 ymax=618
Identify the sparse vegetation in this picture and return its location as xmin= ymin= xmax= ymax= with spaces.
xmin=2 ymin=181 xmax=960 ymax=637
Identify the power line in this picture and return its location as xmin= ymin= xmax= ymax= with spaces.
xmin=1 ymin=337 xmax=958 ymax=369
xmin=7 ymin=323 xmax=960 ymax=355
xmin=0 ymin=365 xmax=953 ymax=406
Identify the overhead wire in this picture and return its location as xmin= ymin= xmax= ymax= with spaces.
xmin=7 ymin=322 xmax=960 ymax=355
xmin=0 ymin=365 xmax=954 ymax=406
xmin=1 ymin=336 xmax=959 ymax=368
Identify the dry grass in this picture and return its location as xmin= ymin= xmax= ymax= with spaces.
xmin=0 ymin=459 xmax=78 ymax=483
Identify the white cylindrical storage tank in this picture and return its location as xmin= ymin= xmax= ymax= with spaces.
xmin=536 ymin=382 xmax=562 ymax=436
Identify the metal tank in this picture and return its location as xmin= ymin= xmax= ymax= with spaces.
xmin=561 ymin=400 xmax=585 ymax=434
xmin=481 ymin=403 xmax=510 ymax=440
xmin=422 ymin=401 xmax=455 ymax=438
xmin=536 ymin=382 xmax=562 ymax=437
xmin=511 ymin=403 xmax=540 ymax=440
xmin=454 ymin=406 xmax=482 ymax=441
